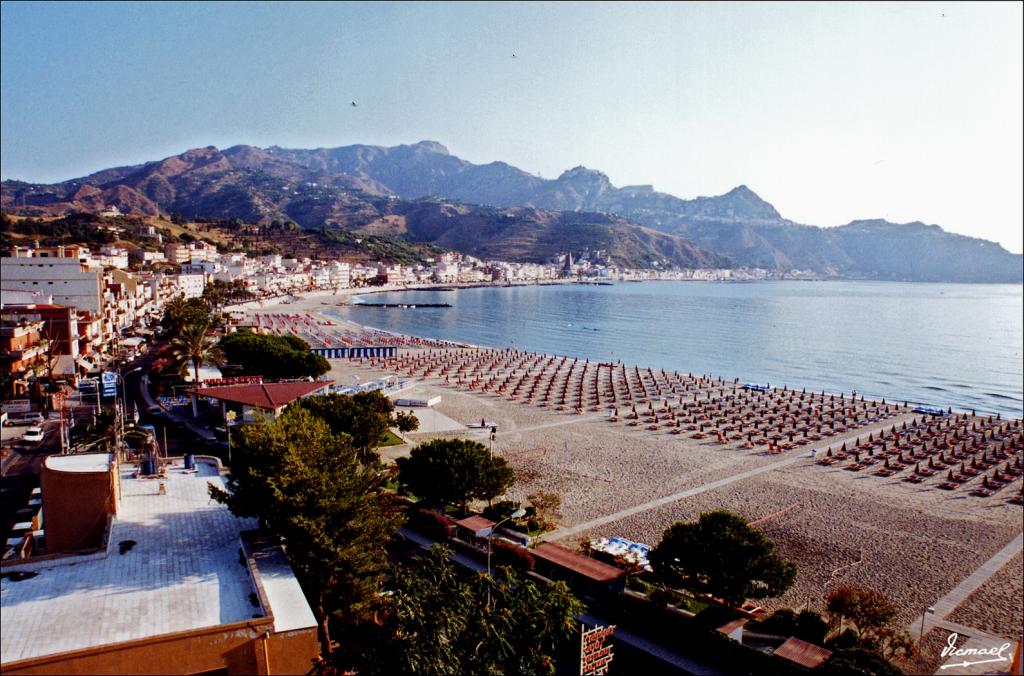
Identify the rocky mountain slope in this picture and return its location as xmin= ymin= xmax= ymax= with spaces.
xmin=0 ymin=146 xmax=726 ymax=270
xmin=268 ymin=141 xmax=1023 ymax=282
xmin=3 ymin=141 xmax=1020 ymax=281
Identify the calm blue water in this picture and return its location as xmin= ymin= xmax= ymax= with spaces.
xmin=326 ymin=281 xmax=1024 ymax=417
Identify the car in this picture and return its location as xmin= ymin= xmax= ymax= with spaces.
xmin=22 ymin=427 xmax=45 ymax=444
xmin=147 ymin=405 xmax=166 ymax=417
xmin=7 ymin=412 xmax=44 ymax=426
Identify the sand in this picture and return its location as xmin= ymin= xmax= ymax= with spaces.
xmin=247 ymin=294 xmax=1024 ymax=641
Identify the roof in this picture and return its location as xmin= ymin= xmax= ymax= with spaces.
xmin=717 ymin=618 xmax=748 ymax=636
xmin=0 ymin=459 xmax=287 ymax=664
xmin=531 ymin=543 xmax=626 ymax=583
xmin=44 ymin=453 xmax=112 ymax=474
xmin=773 ymin=637 xmax=833 ymax=669
xmin=455 ymin=515 xmax=496 ymax=536
xmin=191 ymin=381 xmax=333 ymax=409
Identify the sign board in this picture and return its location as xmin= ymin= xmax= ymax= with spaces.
xmin=101 ymin=371 xmax=117 ymax=398
xmin=1 ymin=399 xmax=32 ymax=414
xmin=580 ymin=624 xmax=615 ymax=675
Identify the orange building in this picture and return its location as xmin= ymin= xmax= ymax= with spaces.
xmin=1 ymin=455 xmax=319 ymax=675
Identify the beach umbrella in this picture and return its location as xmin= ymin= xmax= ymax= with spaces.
xmin=947 ymin=469 xmax=954 ymax=481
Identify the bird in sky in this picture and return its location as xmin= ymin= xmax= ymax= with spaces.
xmin=511 ymin=53 xmax=516 ymax=58
xmin=351 ymin=101 xmax=358 ymax=107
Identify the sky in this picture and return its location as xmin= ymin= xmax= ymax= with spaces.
xmin=2 ymin=1 xmax=1022 ymax=252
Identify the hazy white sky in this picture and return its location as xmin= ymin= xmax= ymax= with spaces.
xmin=2 ymin=2 xmax=1022 ymax=252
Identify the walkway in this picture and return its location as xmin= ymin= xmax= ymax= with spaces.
xmin=909 ymin=531 xmax=1023 ymax=640
xmin=547 ymin=452 xmax=809 ymax=541
xmin=546 ymin=416 xmax=916 ymax=542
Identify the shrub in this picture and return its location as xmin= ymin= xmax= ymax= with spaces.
xmin=492 ymin=539 xmax=534 ymax=571
xmin=407 ymin=508 xmax=453 ymax=541
xmin=795 ymin=609 xmax=829 ymax=645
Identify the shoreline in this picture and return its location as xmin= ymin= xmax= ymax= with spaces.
xmin=244 ymin=286 xmax=1022 ymax=419
xmin=239 ymin=286 xmax=1023 ymax=637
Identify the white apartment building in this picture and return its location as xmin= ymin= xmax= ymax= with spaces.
xmin=0 ymin=257 xmax=104 ymax=315
xmin=98 ymin=246 xmax=130 ymax=269
xmin=165 ymin=243 xmax=190 ymax=265
xmin=170 ymin=273 xmax=207 ymax=299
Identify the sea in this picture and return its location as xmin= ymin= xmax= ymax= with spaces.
xmin=324 ymin=281 xmax=1024 ymax=418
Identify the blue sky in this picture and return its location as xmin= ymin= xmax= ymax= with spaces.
xmin=2 ymin=1 xmax=1022 ymax=252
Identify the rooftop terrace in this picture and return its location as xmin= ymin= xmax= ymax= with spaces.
xmin=0 ymin=458 xmax=296 ymax=665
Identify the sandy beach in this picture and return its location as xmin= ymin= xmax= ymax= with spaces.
xmin=246 ymin=292 xmax=1024 ymax=641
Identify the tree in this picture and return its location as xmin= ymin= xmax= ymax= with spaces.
xmin=342 ymin=545 xmax=583 ymax=675
xmin=826 ymin=585 xmax=913 ymax=660
xmin=296 ymin=391 xmax=398 ymax=463
xmin=219 ymin=331 xmax=329 ymax=381
xmin=394 ymin=410 xmax=419 ymax=433
xmin=527 ymin=491 xmax=562 ymax=521
xmin=201 ymin=284 xmax=226 ymax=313
xmin=396 ymin=439 xmax=514 ymax=514
xmin=649 ymin=509 xmax=796 ymax=607
xmin=168 ymin=321 xmax=226 ymax=384
xmin=161 ymin=296 xmax=211 ymax=336
xmin=209 ymin=407 xmax=402 ymax=656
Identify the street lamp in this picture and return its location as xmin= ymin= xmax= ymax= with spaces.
xmin=484 ymin=507 xmax=527 ymax=606
xmin=919 ymin=606 xmax=935 ymax=643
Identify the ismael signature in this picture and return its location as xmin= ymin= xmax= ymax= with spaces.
xmin=938 ymin=632 xmax=1012 ymax=670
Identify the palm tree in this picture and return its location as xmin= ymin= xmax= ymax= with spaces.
xmin=169 ymin=322 xmax=226 ymax=384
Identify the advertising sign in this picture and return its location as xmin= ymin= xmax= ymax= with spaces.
xmin=101 ymin=371 xmax=117 ymax=398
xmin=580 ymin=624 xmax=615 ymax=675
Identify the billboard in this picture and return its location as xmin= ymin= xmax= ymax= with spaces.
xmin=101 ymin=371 xmax=117 ymax=398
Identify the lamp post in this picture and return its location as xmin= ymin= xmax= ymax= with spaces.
xmin=225 ymin=410 xmax=236 ymax=467
xmin=485 ymin=507 xmax=526 ymax=607
xmin=919 ymin=606 xmax=935 ymax=643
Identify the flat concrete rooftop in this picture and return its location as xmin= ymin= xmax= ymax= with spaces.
xmin=0 ymin=458 xmax=301 ymax=665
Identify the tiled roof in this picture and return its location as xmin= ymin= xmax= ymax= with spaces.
xmin=532 ymin=543 xmax=626 ymax=583
xmin=773 ymin=636 xmax=833 ymax=669
xmin=455 ymin=515 xmax=496 ymax=535
xmin=190 ymin=381 xmax=332 ymax=409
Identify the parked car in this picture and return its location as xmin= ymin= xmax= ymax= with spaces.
xmin=147 ymin=405 xmax=165 ymax=417
xmin=7 ymin=412 xmax=44 ymax=427
xmin=22 ymin=426 xmax=45 ymax=444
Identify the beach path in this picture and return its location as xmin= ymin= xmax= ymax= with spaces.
xmin=910 ymin=531 xmax=1023 ymax=639
xmin=545 ymin=451 xmax=811 ymax=541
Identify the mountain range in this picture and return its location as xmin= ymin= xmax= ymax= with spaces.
xmin=2 ymin=141 xmax=1021 ymax=282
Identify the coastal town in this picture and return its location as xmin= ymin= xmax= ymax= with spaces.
xmin=2 ymin=215 xmax=1022 ymax=676
xmin=2 ymin=3 xmax=1022 ymax=675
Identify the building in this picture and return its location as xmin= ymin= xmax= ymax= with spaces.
xmin=188 ymin=380 xmax=334 ymax=422
xmin=164 ymin=243 xmax=190 ymax=265
xmin=1 ymin=304 xmax=81 ymax=380
xmin=169 ymin=273 xmax=206 ymax=299
xmin=0 ymin=455 xmax=320 ymax=675
xmin=0 ymin=317 xmax=46 ymax=394
xmin=97 ymin=246 xmax=130 ymax=269
xmin=0 ymin=257 xmax=104 ymax=315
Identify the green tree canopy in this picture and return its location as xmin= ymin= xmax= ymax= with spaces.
xmin=209 ymin=406 xmax=402 ymax=656
xmin=219 ymin=330 xmax=329 ymax=380
xmin=296 ymin=391 xmax=399 ymax=463
xmin=649 ymin=509 xmax=797 ymax=607
xmin=160 ymin=296 xmax=211 ymax=336
xmin=396 ymin=439 xmax=514 ymax=513
xmin=168 ymin=321 xmax=226 ymax=384
xmin=343 ymin=545 xmax=583 ymax=676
